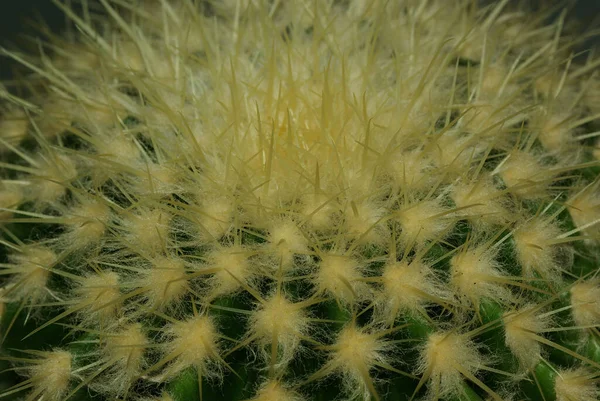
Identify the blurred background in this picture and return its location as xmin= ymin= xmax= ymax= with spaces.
xmin=0 ymin=0 xmax=599 ymax=81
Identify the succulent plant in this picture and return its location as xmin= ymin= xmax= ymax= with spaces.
xmin=0 ymin=0 xmax=599 ymax=400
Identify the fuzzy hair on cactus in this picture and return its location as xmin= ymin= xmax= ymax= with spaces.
xmin=1 ymin=0 xmax=600 ymax=400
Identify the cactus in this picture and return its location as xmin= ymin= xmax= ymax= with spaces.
xmin=0 ymin=0 xmax=599 ymax=400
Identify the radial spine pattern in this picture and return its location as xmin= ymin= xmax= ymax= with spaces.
xmin=0 ymin=1 xmax=599 ymax=400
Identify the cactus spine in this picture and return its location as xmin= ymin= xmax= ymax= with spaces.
xmin=0 ymin=1 xmax=599 ymax=400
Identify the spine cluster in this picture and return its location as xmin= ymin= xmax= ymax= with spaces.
xmin=0 ymin=1 xmax=599 ymax=400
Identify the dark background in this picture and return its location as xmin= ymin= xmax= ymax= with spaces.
xmin=1 ymin=0 xmax=599 ymax=81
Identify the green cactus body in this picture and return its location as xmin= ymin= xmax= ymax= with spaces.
xmin=0 ymin=1 xmax=599 ymax=400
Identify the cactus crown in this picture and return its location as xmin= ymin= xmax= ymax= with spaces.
xmin=0 ymin=1 xmax=599 ymax=400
